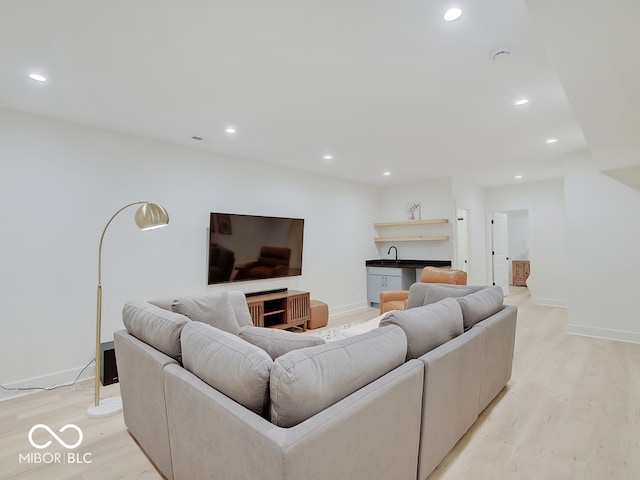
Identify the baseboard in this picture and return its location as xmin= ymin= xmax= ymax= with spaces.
xmin=531 ymin=296 xmax=568 ymax=308
xmin=0 ymin=364 xmax=95 ymax=402
xmin=567 ymin=324 xmax=640 ymax=344
xmin=328 ymin=300 xmax=370 ymax=317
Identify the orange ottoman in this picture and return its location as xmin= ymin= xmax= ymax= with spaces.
xmin=308 ymin=300 xmax=329 ymax=329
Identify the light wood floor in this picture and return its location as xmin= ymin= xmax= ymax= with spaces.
xmin=1 ymin=287 xmax=638 ymax=479
xmin=432 ymin=287 xmax=640 ymax=480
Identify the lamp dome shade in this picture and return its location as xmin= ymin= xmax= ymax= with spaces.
xmin=135 ymin=202 xmax=170 ymax=230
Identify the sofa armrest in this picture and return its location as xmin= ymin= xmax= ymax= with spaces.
xmin=379 ymin=290 xmax=409 ymax=314
xmin=164 ymin=360 xmax=424 ymax=480
xmin=417 ymin=327 xmax=484 ymax=480
xmin=114 ymin=330 xmax=178 ymax=480
xmin=472 ymin=304 xmax=517 ymax=412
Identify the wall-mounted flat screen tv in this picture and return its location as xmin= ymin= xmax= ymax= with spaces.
xmin=208 ymin=212 xmax=304 ymax=285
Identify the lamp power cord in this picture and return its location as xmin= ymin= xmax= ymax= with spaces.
xmin=0 ymin=357 xmax=95 ymax=394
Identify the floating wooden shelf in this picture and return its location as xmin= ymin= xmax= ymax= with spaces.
xmin=374 ymin=219 xmax=448 ymax=228
xmin=373 ymin=218 xmax=449 ymax=242
xmin=374 ymin=235 xmax=449 ymax=242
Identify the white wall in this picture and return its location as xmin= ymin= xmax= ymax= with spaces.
xmin=507 ymin=210 xmax=530 ymax=261
xmin=0 ymin=107 xmax=380 ymax=394
xmin=565 ymin=155 xmax=640 ymax=343
xmin=376 ymin=178 xmax=455 ymax=262
xmin=485 ymin=179 xmax=567 ymax=306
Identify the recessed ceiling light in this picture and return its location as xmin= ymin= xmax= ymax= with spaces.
xmin=383 ymin=171 xmax=391 ymax=176
xmin=546 ymin=138 xmax=558 ymax=144
xmin=225 ymin=127 xmax=236 ymax=134
xmin=29 ymin=73 xmax=47 ymax=82
xmin=514 ymin=98 xmax=529 ymax=106
xmin=323 ymin=154 xmax=333 ymax=161
xmin=515 ymin=175 xmax=523 ymax=179
xmin=444 ymin=8 xmax=462 ymax=22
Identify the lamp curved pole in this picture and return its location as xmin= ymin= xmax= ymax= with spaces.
xmin=89 ymin=201 xmax=168 ymax=418
xmin=97 ymin=201 xmax=148 ymax=286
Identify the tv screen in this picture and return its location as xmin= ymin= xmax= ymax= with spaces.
xmin=208 ymin=213 xmax=304 ymax=285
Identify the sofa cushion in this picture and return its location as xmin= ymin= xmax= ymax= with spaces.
xmin=122 ymin=300 xmax=190 ymax=361
xmin=406 ymin=283 xmax=485 ymax=310
xmin=239 ymin=326 xmax=325 ymax=360
xmin=228 ymin=291 xmax=254 ymax=328
xmin=147 ymin=297 xmax=174 ymax=311
xmin=171 ymin=291 xmax=240 ymax=335
xmin=180 ymin=322 xmax=272 ymax=416
xmin=269 ymin=325 xmax=407 ymax=428
xmin=380 ymin=298 xmax=463 ymax=360
xmin=456 ymin=286 xmax=504 ymax=329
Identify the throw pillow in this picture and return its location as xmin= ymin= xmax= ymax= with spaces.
xmin=456 ymin=286 xmax=504 ymax=329
xmin=406 ymin=283 xmax=484 ymax=309
xmin=180 ymin=322 xmax=273 ymax=416
xmin=423 ymin=284 xmax=475 ymax=305
xmin=269 ymin=325 xmax=407 ymax=428
xmin=380 ymin=297 xmax=463 ymax=360
xmin=239 ymin=326 xmax=325 ymax=360
xmin=171 ymin=291 xmax=240 ymax=335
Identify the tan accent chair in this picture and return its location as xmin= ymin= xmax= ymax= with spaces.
xmin=379 ymin=267 xmax=468 ymax=314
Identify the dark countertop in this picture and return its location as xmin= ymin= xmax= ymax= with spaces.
xmin=366 ymin=259 xmax=451 ymax=268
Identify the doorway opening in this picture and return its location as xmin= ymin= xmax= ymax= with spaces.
xmin=506 ymin=209 xmax=530 ymax=287
xmin=490 ymin=209 xmax=530 ymax=294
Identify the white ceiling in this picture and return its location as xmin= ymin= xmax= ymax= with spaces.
xmin=0 ymin=0 xmax=638 ymax=187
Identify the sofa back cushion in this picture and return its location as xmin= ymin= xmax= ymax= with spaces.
xmin=122 ymin=301 xmax=190 ymax=361
xmin=228 ymin=291 xmax=254 ymax=328
xmin=380 ymin=298 xmax=463 ymax=360
xmin=406 ymin=283 xmax=485 ymax=310
xmin=239 ymin=326 xmax=325 ymax=360
xmin=171 ymin=291 xmax=240 ymax=335
xmin=181 ymin=322 xmax=272 ymax=416
xmin=456 ymin=286 xmax=505 ymax=329
xmin=147 ymin=297 xmax=174 ymax=311
xmin=269 ymin=325 xmax=407 ymax=428
xmin=151 ymin=290 xmax=253 ymax=329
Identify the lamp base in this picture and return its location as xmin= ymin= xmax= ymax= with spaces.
xmin=87 ymin=396 xmax=123 ymax=419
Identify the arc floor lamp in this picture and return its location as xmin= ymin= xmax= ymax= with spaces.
xmin=87 ymin=201 xmax=169 ymax=419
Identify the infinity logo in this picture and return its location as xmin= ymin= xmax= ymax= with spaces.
xmin=28 ymin=424 xmax=83 ymax=450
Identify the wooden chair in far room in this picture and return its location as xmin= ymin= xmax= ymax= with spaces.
xmin=379 ymin=266 xmax=468 ymax=314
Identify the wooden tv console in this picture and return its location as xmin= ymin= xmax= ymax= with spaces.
xmin=245 ymin=290 xmax=310 ymax=331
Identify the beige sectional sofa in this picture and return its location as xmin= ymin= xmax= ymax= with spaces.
xmin=114 ymin=285 xmax=516 ymax=480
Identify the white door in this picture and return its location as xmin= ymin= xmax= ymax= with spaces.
xmin=456 ymin=209 xmax=469 ymax=273
xmin=491 ymin=212 xmax=509 ymax=295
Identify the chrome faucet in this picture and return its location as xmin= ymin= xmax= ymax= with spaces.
xmin=387 ymin=245 xmax=398 ymax=262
